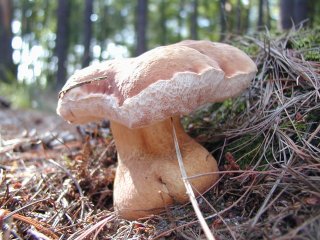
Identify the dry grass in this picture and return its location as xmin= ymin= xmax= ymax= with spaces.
xmin=1 ymin=28 xmax=319 ymax=239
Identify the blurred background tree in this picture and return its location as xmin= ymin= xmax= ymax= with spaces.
xmin=0 ymin=0 xmax=16 ymax=83
xmin=55 ymin=0 xmax=70 ymax=90
xmin=280 ymin=0 xmax=309 ymax=29
xmin=0 ymin=0 xmax=319 ymax=110
xmin=82 ymin=0 xmax=93 ymax=68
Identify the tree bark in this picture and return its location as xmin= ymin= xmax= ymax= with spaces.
xmin=294 ymin=0 xmax=308 ymax=25
xmin=160 ymin=0 xmax=167 ymax=45
xmin=177 ymin=0 xmax=184 ymax=41
xmin=0 ymin=0 xmax=16 ymax=82
xmin=243 ymin=0 xmax=251 ymax=34
xmin=190 ymin=0 xmax=198 ymax=40
xmin=280 ymin=0 xmax=294 ymax=29
xmin=82 ymin=0 xmax=93 ymax=68
xmin=280 ymin=0 xmax=310 ymax=30
xmin=219 ymin=0 xmax=227 ymax=41
xmin=257 ymin=0 xmax=264 ymax=30
xmin=236 ymin=0 xmax=242 ymax=34
xmin=55 ymin=0 xmax=70 ymax=90
xmin=135 ymin=0 xmax=148 ymax=56
xmin=265 ymin=0 xmax=271 ymax=29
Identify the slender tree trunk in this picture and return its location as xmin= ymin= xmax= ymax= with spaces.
xmin=219 ymin=0 xmax=227 ymax=41
xmin=236 ymin=0 xmax=241 ymax=34
xmin=308 ymin=0 xmax=319 ymax=27
xmin=243 ymin=0 xmax=251 ymax=33
xmin=0 ymin=0 xmax=16 ymax=82
xmin=280 ymin=0 xmax=310 ymax=30
xmin=294 ymin=0 xmax=308 ymax=25
xmin=177 ymin=0 xmax=184 ymax=41
xmin=135 ymin=0 xmax=148 ymax=56
xmin=265 ymin=0 xmax=271 ymax=29
xmin=98 ymin=3 xmax=108 ymax=61
xmin=160 ymin=0 xmax=167 ymax=45
xmin=203 ymin=0 xmax=213 ymax=33
xmin=257 ymin=0 xmax=264 ymax=30
xmin=82 ymin=0 xmax=93 ymax=68
xmin=190 ymin=0 xmax=198 ymax=40
xmin=280 ymin=0 xmax=294 ymax=29
xmin=55 ymin=0 xmax=70 ymax=90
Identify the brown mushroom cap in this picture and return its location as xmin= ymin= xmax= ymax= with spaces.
xmin=57 ymin=41 xmax=257 ymax=128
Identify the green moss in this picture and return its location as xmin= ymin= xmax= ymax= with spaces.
xmin=240 ymin=44 xmax=260 ymax=57
xmin=0 ymin=82 xmax=32 ymax=109
xmin=0 ymin=82 xmax=58 ymax=111
xmin=306 ymin=111 xmax=320 ymax=122
xmin=225 ymin=135 xmax=273 ymax=170
xmin=294 ymin=122 xmax=307 ymax=132
xmin=290 ymin=28 xmax=320 ymax=61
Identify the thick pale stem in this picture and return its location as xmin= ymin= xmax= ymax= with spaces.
xmin=111 ymin=117 xmax=218 ymax=220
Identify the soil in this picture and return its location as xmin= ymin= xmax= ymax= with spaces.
xmin=0 ymin=108 xmax=78 ymax=141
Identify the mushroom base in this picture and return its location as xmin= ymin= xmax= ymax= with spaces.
xmin=111 ymin=117 xmax=218 ymax=220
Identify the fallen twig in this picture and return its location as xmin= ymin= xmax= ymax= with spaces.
xmin=1 ymin=208 xmax=59 ymax=239
xmin=171 ymin=117 xmax=216 ymax=240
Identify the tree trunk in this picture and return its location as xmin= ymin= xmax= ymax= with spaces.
xmin=0 ymin=0 xmax=16 ymax=82
xmin=242 ymin=0 xmax=251 ymax=33
xmin=55 ymin=0 xmax=70 ymax=90
xmin=236 ymin=0 xmax=241 ymax=34
xmin=243 ymin=0 xmax=251 ymax=33
xmin=257 ymin=0 xmax=264 ymax=30
xmin=177 ymin=0 xmax=184 ymax=41
xmin=308 ymin=0 xmax=320 ymax=27
xmin=280 ymin=0 xmax=309 ymax=30
xmin=160 ymin=0 xmax=167 ymax=45
xmin=135 ymin=0 xmax=148 ymax=56
xmin=265 ymin=0 xmax=271 ymax=29
xmin=219 ymin=0 xmax=227 ymax=41
xmin=98 ymin=3 xmax=109 ymax=61
xmin=280 ymin=0 xmax=294 ymax=29
xmin=294 ymin=0 xmax=308 ymax=25
xmin=82 ymin=0 xmax=93 ymax=68
xmin=190 ymin=0 xmax=198 ymax=40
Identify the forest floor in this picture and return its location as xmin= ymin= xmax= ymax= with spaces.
xmin=1 ymin=28 xmax=320 ymax=240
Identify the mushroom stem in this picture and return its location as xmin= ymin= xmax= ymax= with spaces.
xmin=111 ymin=116 xmax=218 ymax=220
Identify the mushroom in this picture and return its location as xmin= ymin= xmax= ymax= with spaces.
xmin=57 ymin=40 xmax=257 ymax=220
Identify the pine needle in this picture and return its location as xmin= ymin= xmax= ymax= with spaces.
xmin=171 ymin=117 xmax=216 ymax=240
